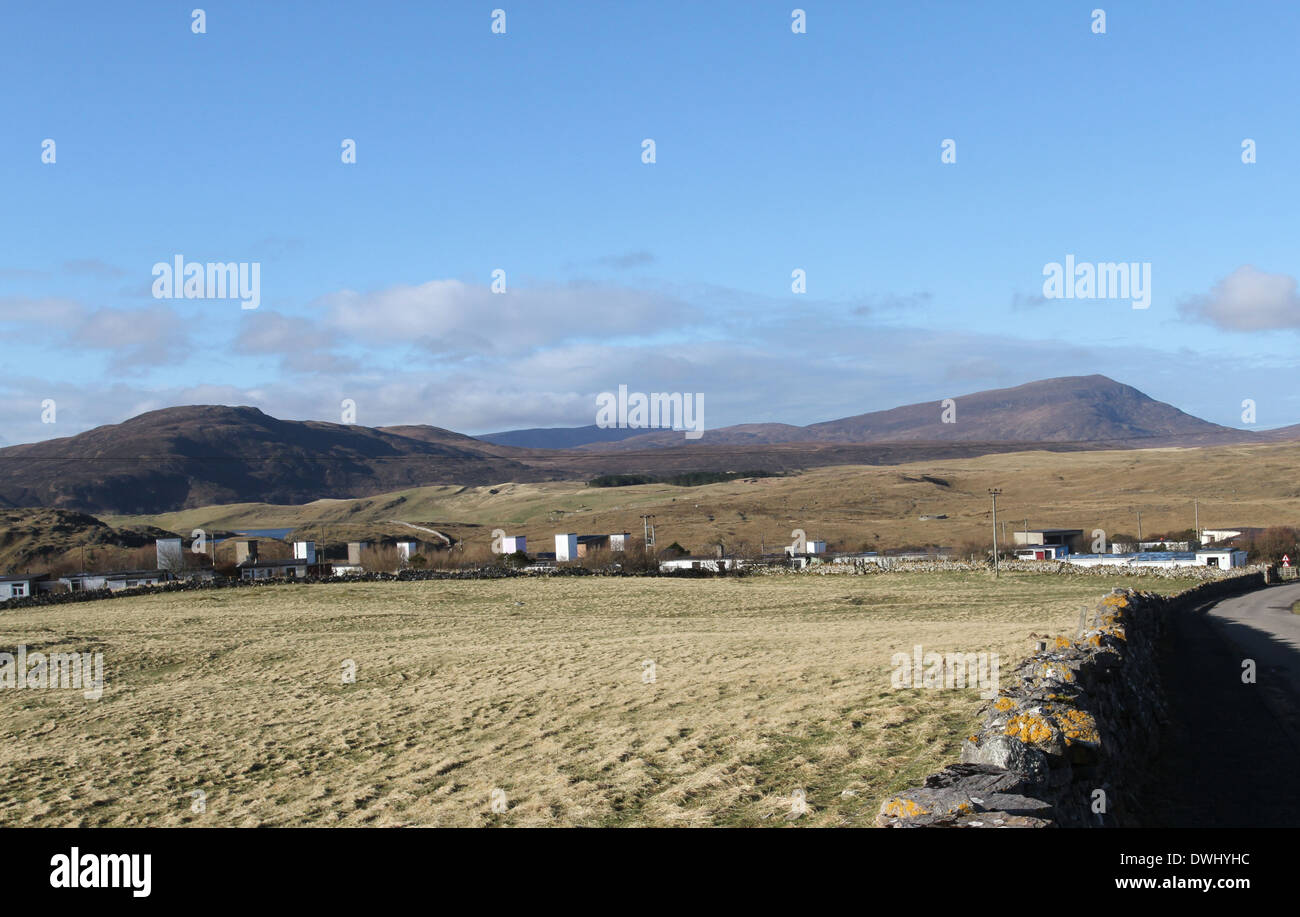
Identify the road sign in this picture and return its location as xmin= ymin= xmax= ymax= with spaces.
xmin=1283 ymin=555 xmax=1291 ymax=567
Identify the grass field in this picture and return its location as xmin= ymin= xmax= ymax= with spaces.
xmin=0 ymin=572 xmax=1200 ymax=827
xmin=98 ymin=440 xmax=1300 ymax=563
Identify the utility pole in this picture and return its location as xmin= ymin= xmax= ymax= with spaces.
xmin=1194 ymin=500 xmax=1200 ymax=544
xmin=641 ymin=514 xmax=655 ymax=549
xmin=1137 ymin=509 xmax=1142 ymax=543
xmin=989 ymin=489 xmax=1002 ymax=578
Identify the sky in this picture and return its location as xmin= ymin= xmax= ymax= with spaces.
xmin=3 ymin=0 xmax=1300 ymax=445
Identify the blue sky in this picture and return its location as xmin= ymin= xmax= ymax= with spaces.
xmin=3 ymin=0 xmax=1300 ymax=444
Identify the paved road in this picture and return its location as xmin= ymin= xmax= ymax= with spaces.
xmin=1145 ymin=582 xmax=1300 ymax=827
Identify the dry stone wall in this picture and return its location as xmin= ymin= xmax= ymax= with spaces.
xmin=877 ymin=572 xmax=1266 ymax=827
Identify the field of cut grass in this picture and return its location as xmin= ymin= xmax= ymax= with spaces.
xmin=0 ymin=572 xmax=1200 ymax=827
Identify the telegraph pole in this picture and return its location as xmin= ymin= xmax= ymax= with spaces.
xmin=989 ymin=489 xmax=1002 ymax=578
xmin=640 ymin=514 xmax=655 ymax=549
xmin=1137 ymin=509 xmax=1142 ymax=543
xmin=1194 ymin=500 xmax=1200 ymax=544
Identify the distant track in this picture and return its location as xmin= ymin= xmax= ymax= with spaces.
xmin=386 ymin=521 xmax=451 ymax=545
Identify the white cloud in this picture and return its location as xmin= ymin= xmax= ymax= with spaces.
xmin=318 ymin=279 xmax=692 ymax=358
xmin=4 ymin=273 xmax=1299 ymax=445
xmin=69 ymin=305 xmax=192 ymax=373
xmin=1179 ymin=265 xmax=1300 ymax=331
xmin=0 ymin=295 xmax=85 ymax=324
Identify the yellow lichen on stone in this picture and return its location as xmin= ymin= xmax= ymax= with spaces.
xmin=1102 ymin=594 xmax=1129 ymax=609
xmin=882 ymin=797 xmax=929 ymax=818
xmin=993 ymin=696 xmax=1016 ymax=711
xmin=1005 ymin=713 xmax=1053 ymax=744
xmin=1040 ymin=661 xmax=1076 ymax=682
xmin=1057 ymin=708 xmax=1099 ymax=744
xmin=1054 ymin=636 xmax=1071 ymax=650
xmin=1102 ymin=624 xmax=1127 ymax=641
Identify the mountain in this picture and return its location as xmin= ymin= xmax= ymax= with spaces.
xmin=0 ymin=406 xmax=553 ymax=514
xmin=477 ymin=424 xmax=651 ymax=449
xmin=805 ymin=375 xmax=1237 ymax=443
xmin=1261 ymin=423 xmax=1300 ymax=441
xmin=0 ymin=376 xmax=1289 ymax=515
xmin=575 ymin=375 xmax=1253 ymax=449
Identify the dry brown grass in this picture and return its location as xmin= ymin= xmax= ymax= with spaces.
xmin=0 ymin=572 xmax=1199 ymax=827
xmin=101 ymin=440 xmax=1300 ymax=563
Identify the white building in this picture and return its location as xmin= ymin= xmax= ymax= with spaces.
xmin=235 ymin=539 xmax=259 ymax=565
xmin=1200 ymin=528 xmax=1261 ymax=545
xmin=395 ymin=540 xmax=419 ymax=561
xmin=659 ymin=556 xmax=744 ymax=572
xmin=57 ymin=573 xmax=109 ymax=592
xmin=62 ymin=570 xmax=172 ymax=592
xmin=1014 ymin=544 xmax=1069 ymax=561
xmin=0 ymin=574 xmax=45 ymax=600
xmin=106 ymin=570 xmax=169 ymax=590
xmin=293 ymin=541 xmax=317 ymax=564
xmin=1064 ymin=549 xmax=1249 ymax=570
xmin=1195 ymin=548 xmax=1250 ymax=569
xmin=785 ymin=538 xmax=828 ymax=557
xmin=1138 ymin=540 xmax=1191 ymax=552
xmin=501 ymin=535 xmax=526 ymax=554
xmin=555 ymin=533 xmax=578 ymax=562
xmin=240 ymin=559 xmax=309 ymax=580
xmin=155 ymin=538 xmax=183 ymax=571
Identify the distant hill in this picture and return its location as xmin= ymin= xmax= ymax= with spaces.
xmin=578 ymin=375 xmax=1255 ymax=449
xmin=0 ymin=406 xmax=553 ymax=515
xmin=0 ymin=507 xmax=177 ymax=572
xmin=476 ymin=425 xmax=651 ymax=449
xmin=1261 ymin=423 xmax=1300 ymax=441
xmin=1 ymin=376 xmax=1291 ymax=515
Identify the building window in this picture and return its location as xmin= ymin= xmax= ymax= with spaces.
xmin=11 ymin=583 xmax=26 ymax=597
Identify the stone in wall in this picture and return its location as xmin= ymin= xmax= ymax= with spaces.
xmin=877 ymin=575 xmax=1265 ymax=827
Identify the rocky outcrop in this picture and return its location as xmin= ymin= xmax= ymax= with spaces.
xmin=877 ymin=573 xmax=1266 ymax=827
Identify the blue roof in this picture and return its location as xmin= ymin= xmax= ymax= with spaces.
xmin=1071 ymin=552 xmax=1197 ymax=561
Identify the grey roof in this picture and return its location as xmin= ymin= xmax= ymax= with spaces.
xmin=61 ymin=569 xmax=165 ymax=580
